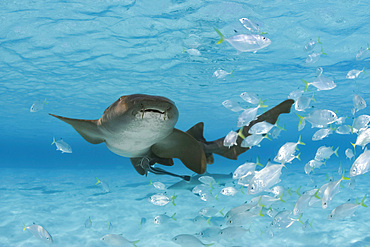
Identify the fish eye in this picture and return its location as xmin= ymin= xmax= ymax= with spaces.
xmin=174 ymin=237 xmax=177 ymax=241
xmin=102 ymin=238 xmax=105 ymax=241
xmin=263 ymin=37 xmax=266 ymax=40
xmin=229 ymin=220 xmax=232 ymax=224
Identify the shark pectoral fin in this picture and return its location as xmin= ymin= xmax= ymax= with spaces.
xmin=151 ymin=128 xmax=207 ymax=174
xmin=49 ymin=114 xmax=104 ymax=144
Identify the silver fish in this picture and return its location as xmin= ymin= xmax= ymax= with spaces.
xmin=23 ymin=223 xmax=53 ymax=244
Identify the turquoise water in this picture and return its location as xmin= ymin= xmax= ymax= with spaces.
xmin=1 ymin=0 xmax=370 ymax=246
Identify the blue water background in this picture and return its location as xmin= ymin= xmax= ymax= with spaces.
xmin=0 ymin=0 xmax=370 ymax=246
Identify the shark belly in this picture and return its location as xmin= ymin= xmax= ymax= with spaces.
xmin=102 ymin=122 xmax=173 ymax=158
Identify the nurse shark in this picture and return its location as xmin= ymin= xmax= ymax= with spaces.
xmin=50 ymin=94 xmax=294 ymax=178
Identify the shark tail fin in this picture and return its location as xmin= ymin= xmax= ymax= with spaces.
xmin=49 ymin=114 xmax=104 ymax=144
xmin=203 ymin=99 xmax=295 ymax=160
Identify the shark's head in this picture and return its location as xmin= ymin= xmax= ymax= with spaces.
xmin=100 ymin=94 xmax=179 ymax=135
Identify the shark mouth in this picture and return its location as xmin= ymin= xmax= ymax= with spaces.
xmin=137 ymin=106 xmax=170 ymax=120
xmin=141 ymin=108 xmax=165 ymax=114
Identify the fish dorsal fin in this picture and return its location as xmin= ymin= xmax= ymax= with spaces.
xmin=49 ymin=114 xmax=104 ymax=144
xmin=151 ymin=128 xmax=207 ymax=174
xmin=186 ymin=122 xmax=215 ymax=164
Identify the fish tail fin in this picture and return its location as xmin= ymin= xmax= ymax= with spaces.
xmin=323 ymin=159 xmax=327 ymax=167
xmin=314 ymin=189 xmax=321 ymax=199
xmin=207 ymin=217 xmax=212 ymax=225
xmin=22 ymin=223 xmax=26 ymax=231
xmin=257 ymin=196 xmax=266 ymax=210
xmin=317 ymin=36 xmax=322 ymax=44
xmin=258 ymin=99 xmax=268 ymax=108
xmin=230 ymin=69 xmax=234 ymax=77
xmin=360 ymin=195 xmax=368 ymax=208
xmin=51 ymin=137 xmax=56 ymax=145
xmin=351 ymin=142 xmax=357 ymax=155
xmin=171 ymin=193 xmax=177 ymax=206
xmin=256 ymin=156 xmax=263 ymax=167
xmin=309 ymin=220 xmax=313 ymax=229
xmin=333 ymin=146 xmax=339 ymax=157
xmin=296 ymin=186 xmax=302 ymax=196
xmin=362 ymin=67 xmax=366 ymax=74
xmin=203 ymin=100 xmax=294 ymax=160
xmin=298 ymin=214 xmax=304 ymax=225
xmin=205 ymin=243 xmax=215 ymax=247
xmin=296 ymin=114 xmax=305 ymax=129
xmin=258 ymin=206 xmax=265 ymax=217
xmin=214 ymin=28 xmax=225 ymax=44
xmin=171 ymin=213 xmax=177 ymax=221
xmin=341 ymin=170 xmax=350 ymax=181
xmin=321 ymin=47 xmax=327 ymax=55
xmin=287 ymin=187 xmax=292 ymax=196
xmin=219 ymin=207 xmax=225 ymax=216
xmin=279 ymin=192 xmax=286 ymax=203
xmin=311 ymin=92 xmax=317 ymax=103
xmin=296 ymin=152 xmax=301 ymax=161
xmin=298 ymin=135 xmax=306 ymax=146
xmin=95 ymin=177 xmax=101 ymax=185
xmin=43 ymin=98 xmax=48 ymax=105
xmin=265 ymin=133 xmax=272 ymax=141
xmin=215 ymin=193 xmax=219 ymax=201
xmin=237 ymin=127 xmax=246 ymax=139
xmin=240 ymin=186 xmax=245 ymax=194
xmin=302 ymin=79 xmax=309 ymax=91
xmin=275 ymin=119 xmax=285 ymax=130
xmin=132 ymin=240 xmax=140 ymax=247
